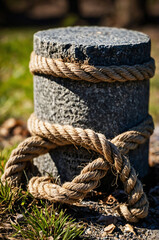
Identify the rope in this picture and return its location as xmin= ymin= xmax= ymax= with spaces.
xmin=29 ymin=52 xmax=155 ymax=83
xmin=1 ymin=113 xmax=154 ymax=222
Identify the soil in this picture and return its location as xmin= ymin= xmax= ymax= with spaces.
xmin=66 ymin=125 xmax=159 ymax=240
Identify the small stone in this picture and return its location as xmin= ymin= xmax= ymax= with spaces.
xmin=119 ymin=234 xmax=123 ymax=238
xmin=85 ymin=228 xmax=92 ymax=235
xmin=16 ymin=214 xmax=24 ymax=223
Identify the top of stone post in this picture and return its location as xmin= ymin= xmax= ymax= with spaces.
xmin=34 ymin=26 xmax=151 ymax=66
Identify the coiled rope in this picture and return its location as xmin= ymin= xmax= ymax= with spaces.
xmin=1 ymin=113 xmax=154 ymax=222
xmin=1 ymin=52 xmax=156 ymax=222
xmin=29 ymin=51 xmax=155 ymax=83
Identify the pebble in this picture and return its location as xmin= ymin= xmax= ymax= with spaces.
xmin=16 ymin=214 xmax=24 ymax=223
xmin=85 ymin=228 xmax=92 ymax=235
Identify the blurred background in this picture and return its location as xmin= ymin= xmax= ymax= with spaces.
xmin=0 ymin=0 xmax=159 ymax=148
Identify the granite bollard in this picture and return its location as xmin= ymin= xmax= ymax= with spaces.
xmin=32 ymin=26 xmax=152 ymax=188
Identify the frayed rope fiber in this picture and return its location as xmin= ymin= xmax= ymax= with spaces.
xmin=1 ymin=113 xmax=154 ymax=222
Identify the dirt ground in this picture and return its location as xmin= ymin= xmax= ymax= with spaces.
xmin=66 ymin=125 xmax=159 ymax=240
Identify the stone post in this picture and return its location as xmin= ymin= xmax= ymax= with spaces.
xmin=32 ymin=26 xmax=151 ymax=187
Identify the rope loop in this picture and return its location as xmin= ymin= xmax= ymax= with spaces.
xmin=1 ymin=113 xmax=154 ymax=222
xmin=1 ymin=50 xmax=156 ymax=222
xmin=29 ymin=52 xmax=155 ymax=83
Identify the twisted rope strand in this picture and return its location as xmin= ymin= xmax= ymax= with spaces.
xmin=1 ymin=113 xmax=154 ymax=222
xmin=111 ymin=115 xmax=154 ymax=153
xmin=29 ymin=52 xmax=155 ymax=83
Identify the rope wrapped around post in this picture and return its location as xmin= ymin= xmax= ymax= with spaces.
xmin=1 ymin=50 xmax=156 ymax=222
xmin=29 ymin=52 xmax=155 ymax=83
xmin=1 ymin=113 xmax=154 ymax=223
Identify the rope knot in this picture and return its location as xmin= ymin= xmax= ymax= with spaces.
xmin=1 ymin=113 xmax=154 ymax=222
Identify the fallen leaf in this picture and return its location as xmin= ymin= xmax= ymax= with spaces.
xmin=0 ymin=118 xmax=30 ymax=148
xmin=103 ymin=223 xmax=116 ymax=234
xmin=124 ymin=224 xmax=136 ymax=235
xmin=0 ymin=127 xmax=9 ymax=137
xmin=12 ymin=126 xmax=24 ymax=135
xmin=103 ymin=194 xmax=118 ymax=206
xmin=1 ymin=118 xmax=18 ymax=130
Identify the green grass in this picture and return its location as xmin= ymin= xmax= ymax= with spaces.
xmin=0 ymin=27 xmax=159 ymax=124
xmin=150 ymin=76 xmax=159 ymax=123
xmin=0 ymin=147 xmax=83 ymax=239
xmin=0 ymin=179 xmax=83 ymax=239
xmin=12 ymin=204 xmax=83 ymax=240
xmin=0 ymin=180 xmax=32 ymax=214
xmin=0 ymin=180 xmax=15 ymax=213
xmin=0 ymin=146 xmax=33 ymax=213
xmin=0 ymin=28 xmax=35 ymax=124
xmin=0 ymin=144 xmax=17 ymax=174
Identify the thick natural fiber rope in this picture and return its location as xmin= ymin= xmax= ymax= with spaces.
xmin=29 ymin=51 xmax=155 ymax=83
xmin=1 ymin=113 xmax=154 ymax=222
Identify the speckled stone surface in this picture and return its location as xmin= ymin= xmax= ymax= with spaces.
xmin=34 ymin=26 xmax=150 ymax=66
xmin=32 ymin=26 xmax=152 ymax=185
